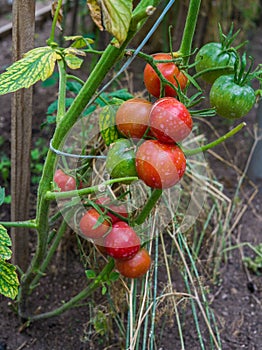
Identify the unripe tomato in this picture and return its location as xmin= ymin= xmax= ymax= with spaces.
xmin=54 ymin=169 xmax=76 ymax=191
xmin=135 ymin=140 xmax=186 ymax=189
xmin=106 ymin=139 xmax=137 ymax=183
xmin=96 ymin=196 xmax=128 ymax=223
xmin=149 ymin=97 xmax=193 ymax=143
xmin=79 ymin=208 xmax=111 ymax=239
xmin=104 ymin=221 xmax=141 ymax=260
xmin=116 ymin=98 xmax=152 ymax=139
xmin=195 ymin=42 xmax=236 ymax=84
xmin=115 ymin=248 xmax=151 ymax=278
xmin=209 ymin=75 xmax=256 ymax=119
xmin=143 ymin=53 xmax=187 ymax=98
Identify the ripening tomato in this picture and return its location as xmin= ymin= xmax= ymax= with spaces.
xmin=115 ymin=248 xmax=151 ymax=278
xmin=106 ymin=139 xmax=137 ymax=183
xmin=209 ymin=75 xmax=256 ymax=119
xmin=143 ymin=53 xmax=187 ymax=98
xmin=149 ymin=97 xmax=193 ymax=143
xmin=79 ymin=208 xmax=111 ymax=239
xmin=116 ymin=98 xmax=152 ymax=139
xmin=104 ymin=221 xmax=141 ymax=260
xmin=135 ymin=140 xmax=186 ymax=189
xmin=95 ymin=196 xmax=128 ymax=223
xmin=54 ymin=169 xmax=76 ymax=191
xmin=195 ymin=42 xmax=236 ymax=84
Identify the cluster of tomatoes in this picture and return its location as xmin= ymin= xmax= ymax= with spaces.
xmin=54 ymin=170 xmax=151 ymax=278
xmin=106 ymin=53 xmax=193 ymax=190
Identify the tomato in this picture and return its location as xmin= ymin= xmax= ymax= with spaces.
xmin=79 ymin=208 xmax=111 ymax=239
xmin=143 ymin=53 xmax=187 ymax=98
xmin=149 ymin=97 xmax=193 ymax=143
xmin=54 ymin=169 xmax=76 ymax=191
xmin=116 ymin=98 xmax=152 ymax=139
xmin=95 ymin=196 xmax=128 ymax=223
xmin=135 ymin=140 xmax=186 ymax=189
xmin=209 ymin=75 xmax=256 ymax=119
xmin=195 ymin=42 xmax=236 ymax=84
xmin=106 ymin=139 xmax=137 ymax=183
xmin=115 ymin=248 xmax=151 ymax=278
xmin=104 ymin=221 xmax=141 ymax=260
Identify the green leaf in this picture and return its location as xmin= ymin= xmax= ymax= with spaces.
xmin=87 ymin=0 xmax=133 ymax=47
xmin=85 ymin=269 xmax=96 ymax=279
xmin=0 ymin=46 xmax=59 ymax=95
xmin=109 ymin=271 xmax=119 ymax=282
xmin=99 ymin=104 xmax=121 ymax=145
xmin=101 ymin=285 xmax=107 ymax=295
xmin=66 ymin=81 xmax=82 ymax=94
xmin=64 ymin=35 xmax=94 ymax=48
xmin=0 ymin=187 xmax=5 ymax=206
xmin=0 ymin=259 xmax=19 ymax=299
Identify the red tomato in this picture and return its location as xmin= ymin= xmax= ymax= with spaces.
xmin=79 ymin=208 xmax=111 ymax=239
xmin=143 ymin=53 xmax=187 ymax=98
xmin=104 ymin=221 xmax=141 ymax=260
xmin=116 ymin=98 xmax=152 ymax=139
xmin=54 ymin=169 xmax=76 ymax=191
xmin=115 ymin=249 xmax=151 ymax=278
xmin=149 ymin=97 xmax=193 ymax=143
xmin=96 ymin=197 xmax=128 ymax=223
xmin=135 ymin=140 xmax=186 ymax=189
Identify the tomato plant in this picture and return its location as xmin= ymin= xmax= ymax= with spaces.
xmin=79 ymin=208 xmax=111 ymax=239
xmin=149 ymin=97 xmax=193 ymax=143
xmin=106 ymin=139 xmax=137 ymax=183
xmin=135 ymin=140 xmax=186 ymax=189
xmin=116 ymin=98 xmax=152 ymax=139
xmin=95 ymin=196 xmax=128 ymax=223
xmin=115 ymin=248 xmax=151 ymax=278
xmin=209 ymin=74 xmax=256 ymax=119
xmin=54 ymin=169 xmax=76 ymax=191
xmin=104 ymin=221 xmax=141 ymax=260
xmin=144 ymin=53 xmax=187 ymax=98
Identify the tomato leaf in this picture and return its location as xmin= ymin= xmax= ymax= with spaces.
xmin=0 ymin=260 xmax=19 ymax=300
xmin=85 ymin=269 xmax=96 ymax=279
xmin=99 ymin=104 xmax=121 ymax=145
xmin=64 ymin=35 xmax=94 ymax=48
xmin=0 ymin=47 xmax=59 ymax=95
xmin=87 ymin=0 xmax=132 ymax=47
xmin=0 ymin=225 xmax=19 ymax=300
xmin=64 ymin=54 xmax=84 ymax=70
xmin=0 ymin=187 xmax=5 ymax=206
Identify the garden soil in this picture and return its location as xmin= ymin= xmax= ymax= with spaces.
xmin=0 ymin=13 xmax=261 ymax=350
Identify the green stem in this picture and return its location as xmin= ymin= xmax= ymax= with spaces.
xmin=45 ymin=177 xmax=138 ymax=201
xmin=134 ymin=189 xmax=162 ymax=225
xmin=184 ymin=122 xmax=246 ymax=156
xmin=23 ymin=259 xmax=115 ymax=322
xmin=66 ymin=74 xmax=85 ymax=85
xmin=179 ymin=0 xmax=202 ymax=64
xmin=0 ymin=220 xmax=37 ymax=229
xmin=57 ymin=59 xmax=67 ymax=123
xmin=48 ymin=0 xmax=63 ymax=44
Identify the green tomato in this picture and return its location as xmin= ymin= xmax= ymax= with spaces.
xmin=106 ymin=139 xmax=137 ymax=183
xmin=195 ymin=43 xmax=236 ymax=84
xmin=210 ymin=75 xmax=256 ymax=119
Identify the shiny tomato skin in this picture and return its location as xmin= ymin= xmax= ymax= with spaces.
xmin=115 ymin=249 xmax=151 ymax=278
xmin=210 ymin=75 xmax=256 ymax=119
xmin=144 ymin=53 xmax=187 ymax=98
xmin=116 ymin=98 xmax=152 ymax=139
xmin=96 ymin=197 xmax=128 ymax=223
xmin=79 ymin=208 xmax=111 ymax=239
xmin=54 ymin=169 xmax=76 ymax=191
xmin=104 ymin=221 xmax=141 ymax=260
xmin=149 ymin=97 xmax=193 ymax=143
xmin=195 ymin=42 xmax=236 ymax=84
xmin=135 ymin=140 xmax=186 ymax=189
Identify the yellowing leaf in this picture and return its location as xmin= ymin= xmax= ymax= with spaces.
xmin=0 ymin=47 xmax=58 ymax=95
xmin=87 ymin=0 xmax=133 ymax=47
xmin=65 ymin=54 xmax=84 ymax=70
xmin=0 ymin=225 xmax=12 ymax=260
xmin=64 ymin=47 xmax=86 ymax=57
xmin=99 ymin=104 xmax=121 ymax=145
xmin=0 ymin=260 xmax=19 ymax=300
xmin=64 ymin=35 xmax=94 ymax=48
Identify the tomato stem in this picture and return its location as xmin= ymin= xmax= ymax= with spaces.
xmin=47 ymin=0 xmax=63 ymax=45
xmin=184 ymin=122 xmax=246 ymax=156
xmin=0 ymin=220 xmax=37 ymax=229
xmin=134 ymin=189 xmax=162 ymax=226
xmin=57 ymin=59 xmax=67 ymax=123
